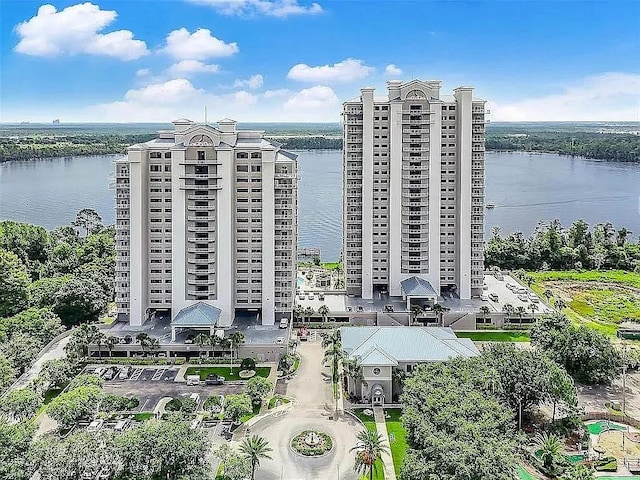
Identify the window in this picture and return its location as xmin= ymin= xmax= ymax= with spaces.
xmin=197 ymin=151 xmax=205 ymax=160
xmin=150 ymin=152 xmax=162 ymax=159
xmin=164 ymin=152 xmax=172 ymax=159
xmin=373 ymin=368 xmax=381 ymax=375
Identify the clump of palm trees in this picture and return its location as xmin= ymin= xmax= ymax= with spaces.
xmin=351 ymin=429 xmax=389 ymax=480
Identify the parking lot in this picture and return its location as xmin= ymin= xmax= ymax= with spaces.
xmin=84 ymin=366 xmax=245 ymax=413
xmin=483 ymin=274 xmax=552 ymax=314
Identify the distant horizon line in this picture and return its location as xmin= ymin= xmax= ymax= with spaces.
xmin=1 ymin=120 xmax=638 ymax=125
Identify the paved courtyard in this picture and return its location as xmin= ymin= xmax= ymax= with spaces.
xmin=236 ymin=340 xmax=363 ymax=480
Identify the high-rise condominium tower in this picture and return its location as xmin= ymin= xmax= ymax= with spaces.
xmin=342 ymin=80 xmax=486 ymax=300
xmin=114 ymin=118 xmax=297 ymax=327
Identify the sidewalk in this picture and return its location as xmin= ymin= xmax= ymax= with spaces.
xmin=373 ymin=407 xmax=397 ymax=480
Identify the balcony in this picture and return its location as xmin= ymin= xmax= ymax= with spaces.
xmin=187 ymin=226 xmax=216 ymax=232
xmin=275 ymin=172 xmax=296 ymax=179
xmin=115 ymin=244 xmax=129 ymax=251
xmin=402 ymin=147 xmax=430 ymax=153
xmin=187 ymin=290 xmax=216 ymax=296
xmin=402 ymin=173 xmax=429 ymax=180
xmin=188 ymin=268 xmax=216 ymax=275
xmin=402 ymin=154 xmax=428 ymax=161
xmin=187 ymin=257 xmax=215 ymax=264
xmin=187 ymin=194 xmax=217 ymax=200
xmin=274 ymin=193 xmax=293 ymax=199
xmin=187 ymin=216 xmax=216 ymax=222
xmin=187 ymin=279 xmax=216 ymax=286
xmin=115 ymin=286 xmax=129 ymax=293
xmin=401 ymin=228 xmax=429 ymax=235
xmin=403 ymin=255 xmax=430 ymax=262
xmin=187 ymin=237 xmax=215 ymax=243
xmin=180 ymin=173 xmax=221 ymax=180
xmin=180 ymin=184 xmax=221 ymax=191
xmin=115 ymin=265 xmax=129 ymax=272
xmin=180 ymin=159 xmax=222 ymax=165
xmin=187 ymin=247 xmax=216 ymax=254
xmin=472 ymin=145 xmax=485 ymax=152
xmin=116 ymin=213 xmax=130 ymax=220
xmin=346 ymin=146 xmax=363 ymax=152
xmin=115 ymin=233 xmax=130 ymax=240
xmin=401 ymin=191 xmax=427 ymax=198
xmin=402 ymin=246 xmax=426 ymax=253
xmin=187 ymin=205 xmax=215 ymax=211
xmin=346 ymin=119 xmax=364 ymax=125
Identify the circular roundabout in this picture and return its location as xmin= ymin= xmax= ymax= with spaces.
xmin=290 ymin=430 xmax=334 ymax=457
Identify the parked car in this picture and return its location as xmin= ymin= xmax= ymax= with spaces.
xmin=186 ymin=375 xmax=201 ymax=386
xmin=205 ymin=374 xmax=225 ymax=385
xmin=185 ymin=335 xmax=195 ymax=344
xmin=489 ymin=293 xmax=499 ymax=302
xmin=530 ymin=297 xmax=539 ymax=303
xmin=114 ymin=419 xmax=131 ymax=432
xmin=506 ymin=283 xmax=516 ymax=290
xmin=517 ymin=294 xmax=529 ymax=302
xmin=308 ymin=293 xmax=315 ymax=300
xmin=517 ymin=288 xmax=528 ymax=295
xmin=118 ymin=366 xmax=131 ymax=380
xmin=480 ymin=294 xmax=489 ymax=301
xmin=356 ymin=306 xmax=364 ymax=312
xmin=384 ymin=304 xmax=394 ymax=312
xmin=103 ymin=368 xmax=117 ymax=381
xmin=318 ymin=294 xmax=325 ymax=301
xmin=279 ymin=318 xmax=289 ymax=329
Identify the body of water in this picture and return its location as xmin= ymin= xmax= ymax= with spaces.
xmin=1 ymin=151 xmax=639 ymax=261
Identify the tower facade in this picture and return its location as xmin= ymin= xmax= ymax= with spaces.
xmin=114 ymin=118 xmax=297 ymax=327
xmin=342 ymin=80 xmax=486 ymax=300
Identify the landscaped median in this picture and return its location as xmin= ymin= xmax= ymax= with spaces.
xmin=455 ymin=331 xmax=531 ymax=342
xmin=352 ymin=409 xmax=386 ymax=480
xmin=184 ymin=366 xmax=271 ymax=381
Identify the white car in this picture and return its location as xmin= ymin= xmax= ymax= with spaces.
xmin=517 ymin=294 xmax=529 ymax=302
xmin=480 ymin=294 xmax=489 ymax=301
xmin=279 ymin=318 xmax=289 ymax=329
xmin=87 ymin=419 xmax=104 ymax=433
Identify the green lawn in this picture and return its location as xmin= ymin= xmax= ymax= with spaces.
xmin=384 ymin=409 xmax=408 ymax=476
xmin=353 ymin=409 xmax=385 ymax=480
xmin=528 ymin=270 xmax=640 ymax=336
xmin=455 ymin=331 xmax=531 ymax=342
xmin=268 ymin=395 xmax=290 ymax=409
xmin=517 ymin=465 xmax=537 ymax=480
xmin=133 ymin=412 xmax=155 ymax=421
xmin=184 ymin=366 xmax=271 ymax=381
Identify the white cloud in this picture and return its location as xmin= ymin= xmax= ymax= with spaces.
xmin=491 ymin=72 xmax=640 ymax=121
xmin=186 ymin=0 xmax=322 ymax=17
xmin=233 ymin=74 xmax=264 ymax=89
xmin=14 ymin=3 xmax=148 ymax=60
xmin=288 ymin=58 xmax=373 ymax=83
xmin=136 ymin=68 xmax=151 ymax=77
xmin=284 ymin=85 xmax=338 ymax=109
xmin=163 ymin=28 xmax=238 ymax=60
xmin=384 ymin=64 xmax=402 ymax=76
xmin=89 ymin=78 xmax=261 ymax=121
xmin=263 ymin=89 xmax=291 ymax=99
xmin=167 ymin=60 xmax=219 ymax=77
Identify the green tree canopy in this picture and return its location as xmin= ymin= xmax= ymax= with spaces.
xmin=0 ymin=249 xmax=30 ymax=318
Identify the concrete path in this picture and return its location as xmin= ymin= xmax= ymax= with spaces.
xmin=239 ymin=339 xmax=362 ymax=480
xmin=7 ymin=333 xmax=72 ymax=393
xmin=373 ymin=407 xmax=397 ymax=480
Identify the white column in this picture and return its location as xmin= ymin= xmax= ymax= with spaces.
xmin=216 ymin=149 xmax=235 ymax=326
xmin=388 ymin=100 xmax=403 ymax=296
xmin=427 ymin=102 xmax=442 ymax=295
xmin=361 ymin=88 xmax=375 ymax=299
xmin=171 ymin=147 xmax=187 ymax=317
xmin=261 ymin=151 xmax=276 ymax=325
xmin=454 ymin=87 xmax=473 ymax=299
xmin=128 ymin=149 xmax=147 ymax=326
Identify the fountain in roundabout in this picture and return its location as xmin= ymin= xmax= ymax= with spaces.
xmin=290 ymin=430 xmax=334 ymax=456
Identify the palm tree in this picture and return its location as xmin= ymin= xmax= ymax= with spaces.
xmin=229 ymin=332 xmax=245 ymax=374
xmin=555 ymin=298 xmax=567 ymax=311
xmin=194 ymin=333 xmax=209 ymax=356
xmin=410 ymin=304 xmax=423 ymax=324
xmin=136 ymin=332 xmax=151 ymax=356
xmin=515 ymin=306 xmax=526 ymax=324
xmin=351 ymin=429 xmax=389 ymax=480
xmin=318 ymin=304 xmax=330 ymax=322
xmin=479 ymin=305 xmax=491 ymax=324
xmin=528 ymin=303 xmax=539 ymax=317
xmin=432 ymin=303 xmax=448 ymax=327
xmin=148 ymin=338 xmax=160 ymax=357
xmin=105 ymin=335 xmax=119 ymax=358
xmin=502 ymin=303 xmax=515 ymax=326
xmin=343 ymin=357 xmax=363 ymax=396
xmin=535 ymin=431 xmax=563 ymax=470
xmin=94 ymin=331 xmax=106 ymax=358
xmin=543 ymin=289 xmax=553 ymax=302
xmin=321 ymin=330 xmax=342 ymax=410
xmin=240 ymin=435 xmax=273 ymax=480
xmin=304 ymin=306 xmax=315 ymax=322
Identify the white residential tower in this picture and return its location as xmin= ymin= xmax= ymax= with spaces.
xmin=114 ymin=119 xmax=298 ymax=327
xmin=342 ymin=80 xmax=486 ymax=301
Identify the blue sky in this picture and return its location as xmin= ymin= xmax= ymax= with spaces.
xmin=1 ymin=0 xmax=639 ymax=122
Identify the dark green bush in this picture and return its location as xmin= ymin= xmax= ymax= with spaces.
xmin=241 ymin=358 xmax=256 ymax=371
